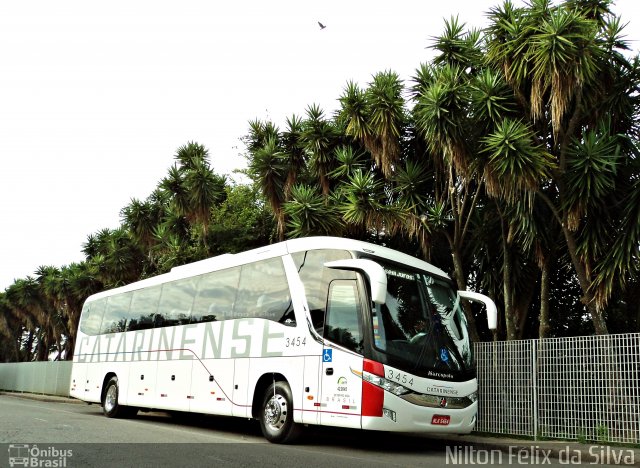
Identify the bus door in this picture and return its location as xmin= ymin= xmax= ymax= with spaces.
xmin=319 ymin=279 xmax=364 ymax=429
xmin=232 ymin=358 xmax=250 ymax=417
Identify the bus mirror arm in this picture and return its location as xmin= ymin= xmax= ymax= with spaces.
xmin=324 ymin=259 xmax=387 ymax=304
xmin=458 ymin=290 xmax=498 ymax=330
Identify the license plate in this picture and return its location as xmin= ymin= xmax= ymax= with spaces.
xmin=431 ymin=415 xmax=450 ymax=426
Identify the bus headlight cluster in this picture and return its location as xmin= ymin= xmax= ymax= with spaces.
xmin=362 ymin=370 xmax=477 ymax=409
xmin=362 ymin=371 xmax=411 ymax=396
xmin=402 ymin=391 xmax=477 ymax=409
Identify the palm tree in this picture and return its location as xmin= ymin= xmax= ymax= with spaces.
xmin=0 ymin=293 xmax=22 ymax=362
xmin=339 ymin=72 xmax=406 ymax=178
xmin=328 ymin=146 xmax=369 ymax=182
xmin=35 ymin=266 xmax=69 ymax=359
xmin=83 ymin=228 xmax=146 ymax=288
xmin=120 ymin=198 xmax=160 ymax=253
xmin=184 ymin=159 xmax=227 ymax=247
xmin=391 ymin=159 xmax=436 ymax=257
xmin=5 ymin=277 xmax=54 ymax=361
xmin=280 ymin=115 xmax=308 ymax=198
xmin=301 ymin=104 xmax=341 ymax=196
xmin=412 ymin=24 xmax=488 ymax=342
xmin=247 ymin=133 xmax=287 ymax=240
xmin=484 ymin=0 xmax=640 ymax=334
xmin=150 ymin=224 xmax=194 ymax=272
xmin=159 ymin=165 xmax=191 ymax=219
xmin=239 ymin=0 xmax=638 ymax=339
xmin=339 ymin=169 xmax=407 ymax=241
xmin=244 ymin=119 xmax=279 ymax=153
xmin=283 ymin=185 xmax=342 ymax=238
xmin=431 ymin=16 xmax=483 ymax=70
xmin=62 ymin=261 xmax=103 ymax=358
xmin=159 ymin=143 xmax=227 ymax=251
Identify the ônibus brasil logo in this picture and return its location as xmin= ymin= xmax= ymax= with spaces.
xmin=8 ymin=444 xmax=72 ymax=467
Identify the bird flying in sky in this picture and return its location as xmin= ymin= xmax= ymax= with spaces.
xmin=318 ymin=21 xmax=326 ymax=30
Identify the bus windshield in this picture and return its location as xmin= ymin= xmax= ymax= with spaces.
xmin=372 ymin=264 xmax=473 ymax=380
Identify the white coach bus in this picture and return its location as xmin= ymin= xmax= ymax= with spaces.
xmin=70 ymin=236 xmax=496 ymax=443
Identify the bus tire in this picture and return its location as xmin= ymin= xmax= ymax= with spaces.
xmin=259 ymin=381 xmax=301 ymax=443
xmin=102 ymin=376 xmax=137 ymax=418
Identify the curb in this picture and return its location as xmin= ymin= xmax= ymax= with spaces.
xmin=0 ymin=391 xmax=83 ymax=404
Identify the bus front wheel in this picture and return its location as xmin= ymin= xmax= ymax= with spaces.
xmin=259 ymin=381 xmax=301 ymax=443
xmin=102 ymin=376 xmax=137 ymax=418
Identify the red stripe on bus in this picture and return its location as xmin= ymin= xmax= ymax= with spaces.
xmin=362 ymin=380 xmax=384 ymax=417
xmin=363 ymin=359 xmax=384 ymax=377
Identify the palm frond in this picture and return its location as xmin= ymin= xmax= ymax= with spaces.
xmin=481 ymin=118 xmax=555 ymax=203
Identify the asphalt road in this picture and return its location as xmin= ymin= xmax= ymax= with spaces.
xmin=0 ymin=394 xmax=464 ymax=468
xmin=0 ymin=394 xmax=630 ymax=467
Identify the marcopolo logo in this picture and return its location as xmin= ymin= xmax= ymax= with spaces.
xmin=8 ymin=444 xmax=72 ymax=467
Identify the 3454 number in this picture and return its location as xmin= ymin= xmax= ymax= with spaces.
xmin=285 ymin=336 xmax=307 ymax=347
xmin=386 ymin=368 xmax=414 ymax=387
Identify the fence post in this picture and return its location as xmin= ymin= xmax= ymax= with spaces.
xmin=532 ymin=339 xmax=538 ymax=441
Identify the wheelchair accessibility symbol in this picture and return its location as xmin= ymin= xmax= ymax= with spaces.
xmin=323 ymin=349 xmax=332 ymax=362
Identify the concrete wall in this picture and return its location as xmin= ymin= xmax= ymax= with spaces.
xmin=0 ymin=361 xmax=71 ymax=397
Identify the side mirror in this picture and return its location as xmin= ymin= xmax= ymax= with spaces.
xmin=324 ymin=259 xmax=387 ymax=304
xmin=458 ymin=290 xmax=497 ymax=330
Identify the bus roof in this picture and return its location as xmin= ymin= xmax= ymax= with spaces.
xmin=85 ymin=236 xmax=449 ymax=302
xmin=283 ymin=237 xmax=448 ymax=278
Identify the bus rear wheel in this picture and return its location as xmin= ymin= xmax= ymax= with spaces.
xmin=259 ymin=381 xmax=301 ymax=443
xmin=102 ymin=376 xmax=137 ymax=418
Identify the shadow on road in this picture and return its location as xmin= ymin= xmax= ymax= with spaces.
xmin=125 ymin=409 xmax=453 ymax=453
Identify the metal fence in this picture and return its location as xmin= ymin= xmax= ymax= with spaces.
xmin=475 ymin=333 xmax=640 ymax=444
xmin=0 ymin=361 xmax=71 ymax=396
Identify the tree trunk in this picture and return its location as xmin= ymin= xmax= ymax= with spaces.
xmin=502 ymin=224 xmax=517 ymax=341
xmin=633 ymin=283 xmax=640 ymax=333
xmin=24 ymin=330 xmax=34 ymax=362
xmin=37 ymin=333 xmax=48 ymax=361
xmin=538 ymin=257 xmax=551 ymax=339
xmin=561 ymin=221 xmax=609 ymax=334
xmin=276 ymin=210 xmax=285 ymax=242
xmin=538 ymin=191 xmax=609 ymax=335
xmin=65 ymin=334 xmax=75 ymax=361
xmin=586 ymin=301 xmax=608 ymax=335
xmin=13 ymin=329 xmax=21 ymax=362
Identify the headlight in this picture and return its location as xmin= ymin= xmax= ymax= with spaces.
xmin=362 ymin=371 xmax=411 ymax=396
xmin=362 ymin=370 xmax=476 ymax=408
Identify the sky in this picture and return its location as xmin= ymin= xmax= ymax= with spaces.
xmin=0 ymin=0 xmax=638 ymax=291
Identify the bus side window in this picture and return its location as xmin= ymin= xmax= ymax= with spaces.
xmin=292 ymin=250 xmax=354 ymax=332
xmin=191 ymin=266 xmax=240 ymax=323
xmin=101 ymin=293 xmax=133 ymax=334
xmin=156 ymin=277 xmax=198 ymax=327
xmin=233 ymin=258 xmax=291 ymax=322
xmin=79 ymin=299 xmax=106 ymax=336
xmin=324 ymin=280 xmax=364 ymax=354
xmin=128 ymin=285 xmax=161 ymax=331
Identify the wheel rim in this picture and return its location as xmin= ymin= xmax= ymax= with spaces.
xmin=264 ymin=393 xmax=287 ymax=432
xmin=105 ymin=384 xmax=117 ymax=413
